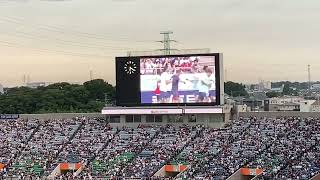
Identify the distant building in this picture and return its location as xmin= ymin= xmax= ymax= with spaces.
xmin=311 ymin=100 xmax=320 ymax=112
xmin=311 ymin=84 xmax=320 ymax=90
xmin=268 ymin=96 xmax=303 ymax=105
xmin=271 ymin=84 xmax=284 ymax=93
xmin=300 ymin=100 xmax=316 ymax=112
xmin=277 ymin=102 xmax=300 ymax=111
xmin=0 ymin=84 xmax=3 ymax=94
xmin=264 ymin=96 xmax=304 ymax=111
xmin=26 ymin=82 xmax=46 ymax=89
xmin=235 ymin=104 xmax=251 ymax=113
xmin=258 ymin=80 xmax=271 ymax=91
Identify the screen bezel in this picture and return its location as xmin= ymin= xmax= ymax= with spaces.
xmin=116 ymin=53 xmax=221 ymax=107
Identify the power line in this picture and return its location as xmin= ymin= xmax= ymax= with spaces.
xmin=0 ymin=16 xmax=158 ymax=57
xmin=0 ymin=40 xmax=114 ymax=59
xmin=0 ymin=16 xmax=155 ymax=43
xmin=0 ymin=30 xmax=151 ymax=51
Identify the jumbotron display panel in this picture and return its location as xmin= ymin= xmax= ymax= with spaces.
xmin=141 ymin=56 xmax=216 ymax=104
xmin=116 ymin=53 xmax=222 ymax=107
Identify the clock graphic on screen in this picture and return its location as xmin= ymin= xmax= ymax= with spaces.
xmin=124 ymin=61 xmax=137 ymax=74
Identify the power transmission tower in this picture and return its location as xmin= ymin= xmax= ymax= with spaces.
xmin=225 ymin=69 xmax=228 ymax=82
xmin=127 ymin=31 xmax=210 ymax=56
xmin=23 ymin=74 xmax=26 ymax=85
xmin=89 ymin=68 xmax=93 ymax=81
xmin=308 ymin=64 xmax=311 ymax=95
xmin=157 ymin=31 xmax=177 ymax=55
xmin=27 ymin=75 xmax=30 ymax=84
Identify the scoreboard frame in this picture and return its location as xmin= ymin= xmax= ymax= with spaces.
xmin=115 ymin=53 xmax=224 ymax=107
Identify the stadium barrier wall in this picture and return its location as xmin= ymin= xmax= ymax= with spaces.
xmin=18 ymin=112 xmax=226 ymax=128
xmin=226 ymin=168 xmax=263 ymax=180
xmin=48 ymin=163 xmax=82 ymax=179
xmin=74 ymin=162 xmax=87 ymax=177
xmin=20 ymin=113 xmax=103 ymax=120
xmin=0 ymin=163 xmax=4 ymax=170
xmin=48 ymin=164 xmax=61 ymax=179
xmin=154 ymin=165 xmax=188 ymax=178
xmin=240 ymin=168 xmax=263 ymax=176
xmin=107 ymin=113 xmax=225 ymax=128
xmin=239 ymin=112 xmax=320 ymax=119
xmin=311 ymin=173 xmax=320 ymax=180
xmin=226 ymin=169 xmax=243 ymax=180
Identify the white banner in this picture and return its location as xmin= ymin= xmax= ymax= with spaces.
xmin=102 ymin=108 xmax=183 ymax=115
xmin=184 ymin=108 xmax=223 ymax=114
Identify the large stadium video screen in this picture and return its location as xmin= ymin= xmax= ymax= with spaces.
xmin=140 ymin=56 xmax=216 ymax=104
xmin=115 ymin=53 xmax=222 ymax=106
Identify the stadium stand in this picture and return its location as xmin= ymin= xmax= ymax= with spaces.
xmin=5 ymin=118 xmax=81 ymax=178
xmin=0 ymin=116 xmax=319 ymax=180
xmin=56 ymin=118 xmax=116 ymax=165
xmin=247 ymin=117 xmax=320 ymax=179
xmin=121 ymin=125 xmax=196 ymax=178
xmin=275 ymin=144 xmax=320 ymax=180
xmin=0 ymin=119 xmax=38 ymax=176
xmin=86 ymin=126 xmax=157 ymax=178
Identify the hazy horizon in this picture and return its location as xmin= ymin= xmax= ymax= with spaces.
xmin=1 ymin=0 xmax=320 ymax=87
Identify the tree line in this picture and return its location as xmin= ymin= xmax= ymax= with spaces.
xmin=0 ymin=79 xmax=115 ymax=114
xmin=2 ymin=79 xmax=301 ymax=114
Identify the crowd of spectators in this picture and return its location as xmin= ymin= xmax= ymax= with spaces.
xmin=5 ymin=118 xmax=81 ymax=178
xmin=176 ymin=117 xmax=254 ymax=179
xmin=177 ymin=117 xmax=320 ymax=180
xmin=207 ymin=117 xmax=291 ymax=179
xmin=86 ymin=126 xmax=157 ymax=178
xmin=249 ymin=117 xmax=320 ymax=179
xmin=275 ymin=144 xmax=320 ymax=180
xmin=121 ymin=125 xmax=196 ymax=178
xmin=1 ymin=116 xmax=320 ymax=180
xmin=0 ymin=119 xmax=38 ymax=176
xmin=56 ymin=118 xmax=116 ymax=165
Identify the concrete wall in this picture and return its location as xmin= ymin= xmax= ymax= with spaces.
xmin=239 ymin=112 xmax=320 ymax=118
xmin=18 ymin=113 xmax=225 ymax=128
xmin=311 ymin=173 xmax=320 ymax=180
xmin=226 ymin=169 xmax=253 ymax=180
xmin=20 ymin=113 xmax=103 ymax=120
xmin=108 ymin=114 xmax=225 ymax=128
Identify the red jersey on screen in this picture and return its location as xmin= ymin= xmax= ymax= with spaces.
xmin=154 ymin=82 xmax=161 ymax=95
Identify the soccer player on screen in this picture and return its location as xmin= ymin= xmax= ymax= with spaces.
xmin=208 ymin=68 xmax=216 ymax=103
xmin=170 ymin=69 xmax=187 ymax=103
xmin=193 ymin=66 xmax=207 ymax=102
xmin=154 ymin=80 xmax=161 ymax=103
xmin=159 ymin=66 xmax=171 ymax=103
xmin=197 ymin=66 xmax=212 ymax=102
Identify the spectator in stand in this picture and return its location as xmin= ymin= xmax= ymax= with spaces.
xmin=121 ymin=125 xmax=196 ymax=178
xmin=2 ymin=116 xmax=320 ymax=180
xmin=7 ymin=118 xmax=81 ymax=178
xmin=55 ymin=118 xmax=116 ymax=167
xmin=0 ymin=118 xmax=38 ymax=177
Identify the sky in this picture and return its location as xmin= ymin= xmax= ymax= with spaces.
xmin=0 ymin=0 xmax=320 ymax=87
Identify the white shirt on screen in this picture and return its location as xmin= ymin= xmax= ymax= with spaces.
xmin=160 ymin=72 xmax=170 ymax=92
xmin=209 ymin=74 xmax=216 ymax=90
xmin=198 ymin=73 xmax=211 ymax=94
